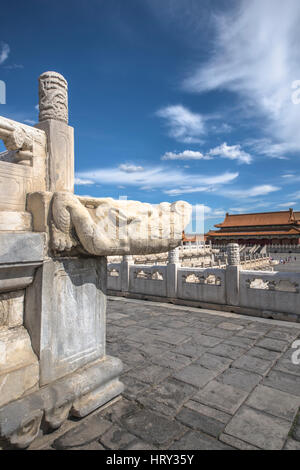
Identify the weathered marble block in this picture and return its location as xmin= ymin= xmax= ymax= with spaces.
xmin=25 ymin=257 xmax=107 ymax=385
xmin=0 ymin=290 xmax=24 ymax=328
xmin=0 ymin=327 xmax=39 ymax=408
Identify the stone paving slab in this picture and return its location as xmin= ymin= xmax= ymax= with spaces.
xmin=245 ymin=385 xmax=300 ymax=421
xmin=136 ymin=377 xmax=197 ymax=417
xmin=176 ymin=406 xmax=226 ymax=438
xmin=169 ymin=430 xmax=233 ymax=450
xmin=224 ymin=406 xmax=291 ymax=450
xmin=193 ymin=380 xmax=249 ymax=414
xmin=150 ymin=350 xmax=193 ymax=370
xmin=126 ymin=363 xmax=171 ymax=385
xmin=284 ymin=438 xmax=300 ymax=450
xmin=184 ymin=400 xmax=232 ymax=424
xmin=263 ymin=370 xmax=300 ymax=396
xmin=231 ymin=354 xmax=273 ymax=376
xmin=208 ymin=343 xmax=248 ymax=360
xmin=53 ymin=414 xmax=112 ymax=450
xmin=256 ymin=337 xmax=289 ymax=352
xmin=273 ymin=356 xmax=300 ymax=377
xmin=194 ymin=352 xmax=233 ymax=373
xmin=219 ymin=433 xmax=260 ymax=450
xmin=216 ymin=368 xmax=262 ymax=392
xmin=31 ymin=297 xmax=300 ymax=451
xmin=173 ymin=364 xmax=219 ymax=388
xmin=120 ymin=409 xmax=187 ymax=447
xmin=99 ymin=424 xmax=139 ymax=450
xmin=247 ymin=346 xmax=281 ymax=361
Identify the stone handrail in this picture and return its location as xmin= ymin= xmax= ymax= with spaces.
xmin=107 ymin=244 xmax=300 ymax=323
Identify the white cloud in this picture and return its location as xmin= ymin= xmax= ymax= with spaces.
xmin=164 ymin=186 xmax=210 ymax=196
xmin=278 ymin=202 xmax=296 ymax=207
xmin=208 ymin=142 xmax=252 ymax=164
xmin=291 ymin=191 xmax=300 ymax=199
xmin=77 ymin=166 xmax=239 ymax=192
xmin=163 ymin=171 xmax=239 ymax=196
xmin=205 ymin=172 xmax=239 ymax=185
xmin=183 ymin=0 xmax=300 ymax=154
xmin=74 ymin=177 xmax=95 ymax=186
xmin=245 ymin=139 xmax=290 ymax=159
xmin=161 ymin=150 xmax=212 ymax=161
xmin=199 ymin=205 xmax=226 ymax=220
xmin=118 ymin=163 xmax=144 ymax=173
xmin=23 ymin=119 xmax=36 ymax=125
xmin=0 ymin=42 xmax=10 ymax=65
xmin=156 ymin=105 xmax=205 ymax=143
xmin=229 ymin=207 xmax=250 ymax=213
xmin=222 ymin=184 xmax=280 ymax=199
xmin=282 ymin=173 xmax=295 ymax=178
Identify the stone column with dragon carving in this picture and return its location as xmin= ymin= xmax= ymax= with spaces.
xmin=35 ymin=71 xmax=74 ymax=192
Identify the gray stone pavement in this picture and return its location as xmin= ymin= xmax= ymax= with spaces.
xmin=28 ymin=297 xmax=300 ymax=450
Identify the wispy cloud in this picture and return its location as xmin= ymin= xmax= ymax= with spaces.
xmin=229 ymin=207 xmax=251 ymax=213
xmin=161 ymin=150 xmax=211 ymax=161
xmin=163 ymin=171 xmax=239 ymax=196
xmin=290 ymin=191 xmax=300 ymax=199
xmin=0 ymin=42 xmax=10 ymax=65
xmin=278 ymin=202 xmax=296 ymax=207
xmin=77 ymin=165 xmax=239 ymax=192
xmin=281 ymin=173 xmax=295 ymax=178
xmin=245 ymin=138 xmax=290 ymax=159
xmin=119 ymin=163 xmax=144 ymax=172
xmin=208 ymin=142 xmax=252 ymax=164
xmin=182 ymin=0 xmax=300 ymax=154
xmin=204 ymin=206 xmax=226 ymax=220
xmin=221 ymin=184 xmax=280 ymax=199
xmin=156 ymin=105 xmax=205 ymax=143
xmin=74 ymin=177 xmax=95 ymax=186
xmin=164 ymin=186 xmax=210 ymax=196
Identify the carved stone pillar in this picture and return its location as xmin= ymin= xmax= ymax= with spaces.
xmin=226 ymin=243 xmax=240 ymax=306
xmin=35 ymin=72 xmax=74 ymax=193
xmin=167 ymin=247 xmax=180 ymax=298
xmin=227 ymin=243 xmax=240 ymax=266
xmin=168 ymin=247 xmax=180 ymax=264
xmin=121 ymin=255 xmax=134 ymax=293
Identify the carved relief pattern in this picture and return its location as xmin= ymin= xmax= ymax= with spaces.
xmin=134 ymin=269 xmax=164 ymax=281
xmin=39 ymin=71 xmax=68 ymax=123
xmin=227 ymin=243 xmax=240 ymax=266
xmin=51 ymin=191 xmax=191 ymax=256
xmin=183 ymin=273 xmax=222 ymax=286
xmin=168 ymin=248 xmax=179 ymax=264
xmin=108 ymin=268 xmax=120 ymax=277
xmin=246 ymin=277 xmax=299 ymax=292
xmin=0 ymin=117 xmax=38 ymax=165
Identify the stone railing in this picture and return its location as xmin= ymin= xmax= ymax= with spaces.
xmin=108 ymin=243 xmax=217 ymax=266
xmin=213 ymin=243 xmax=300 ymax=254
xmin=107 ymin=244 xmax=300 ymax=323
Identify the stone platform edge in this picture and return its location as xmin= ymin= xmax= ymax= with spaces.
xmin=107 ymin=290 xmax=300 ymax=324
xmin=0 ymin=355 xmax=124 ymax=449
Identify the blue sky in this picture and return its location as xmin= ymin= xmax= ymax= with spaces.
xmin=1 ymin=0 xmax=300 ymax=232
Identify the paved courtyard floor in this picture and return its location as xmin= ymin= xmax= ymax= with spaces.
xmin=29 ymin=297 xmax=300 ymax=450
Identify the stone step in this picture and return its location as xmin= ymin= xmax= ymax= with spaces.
xmin=0 ymin=326 xmax=39 ymax=408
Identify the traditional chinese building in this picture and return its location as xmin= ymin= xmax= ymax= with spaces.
xmin=206 ymin=209 xmax=300 ymax=247
xmin=182 ymin=232 xmax=206 ymax=245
